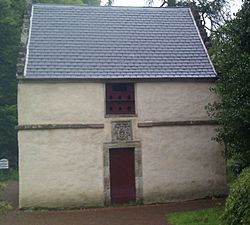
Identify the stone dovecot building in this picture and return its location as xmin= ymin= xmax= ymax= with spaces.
xmin=17 ymin=4 xmax=227 ymax=208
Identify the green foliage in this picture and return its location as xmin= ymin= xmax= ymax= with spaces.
xmin=34 ymin=0 xmax=84 ymax=3
xmin=33 ymin=0 xmax=101 ymax=5
xmin=147 ymin=0 xmax=231 ymax=32
xmin=0 ymin=0 xmax=101 ymax=169
xmin=0 ymin=0 xmax=25 ymax=102
xmin=168 ymin=0 xmax=176 ymax=7
xmin=191 ymin=0 xmax=230 ymax=31
xmin=0 ymin=183 xmax=12 ymax=214
xmin=0 ymin=200 xmax=12 ymax=214
xmin=0 ymin=0 xmax=25 ymax=169
xmin=222 ymin=167 xmax=250 ymax=225
xmin=0 ymin=105 xmax=17 ymax=169
xmin=226 ymin=160 xmax=238 ymax=185
xmin=167 ymin=207 xmax=224 ymax=225
xmin=0 ymin=169 xmax=18 ymax=182
xmin=207 ymin=2 xmax=250 ymax=166
xmin=103 ymin=0 xmax=113 ymax=6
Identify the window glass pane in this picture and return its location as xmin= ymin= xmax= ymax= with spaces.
xmin=112 ymin=84 xmax=127 ymax=92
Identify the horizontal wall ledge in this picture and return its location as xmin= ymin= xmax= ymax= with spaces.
xmin=138 ymin=120 xmax=218 ymax=128
xmin=17 ymin=77 xmax=217 ymax=83
xmin=16 ymin=123 xmax=104 ymax=130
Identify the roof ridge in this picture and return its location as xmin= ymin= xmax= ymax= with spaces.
xmin=32 ymin=3 xmax=190 ymax=9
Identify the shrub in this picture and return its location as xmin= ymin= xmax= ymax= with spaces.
xmin=0 ymin=169 xmax=19 ymax=182
xmin=222 ymin=167 xmax=250 ymax=225
xmin=0 ymin=183 xmax=12 ymax=214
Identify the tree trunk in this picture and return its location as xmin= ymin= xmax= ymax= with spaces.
xmin=168 ymin=0 xmax=176 ymax=6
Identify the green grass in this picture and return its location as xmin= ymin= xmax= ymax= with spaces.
xmin=166 ymin=161 xmax=238 ymax=225
xmin=0 ymin=169 xmax=18 ymax=182
xmin=167 ymin=207 xmax=224 ymax=225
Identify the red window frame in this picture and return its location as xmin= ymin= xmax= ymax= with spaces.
xmin=106 ymin=83 xmax=135 ymax=115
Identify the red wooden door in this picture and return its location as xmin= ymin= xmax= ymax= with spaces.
xmin=109 ymin=148 xmax=136 ymax=204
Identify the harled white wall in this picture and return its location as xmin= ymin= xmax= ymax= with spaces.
xmin=18 ymin=82 xmax=105 ymax=124
xmin=138 ymin=125 xmax=226 ymax=203
xmin=136 ymin=82 xmax=216 ymax=121
xmin=18 ymin=82 xmax=215 ymax=124
xmin=19 ymin=129 xmax=105 ymax=208
xmin=18 ymin=81 xmax=227 ymax=208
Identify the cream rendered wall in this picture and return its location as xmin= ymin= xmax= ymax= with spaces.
xmin=136 ymin=82 xmax=216 ymax=121
xmin=138 ymin=126 xmax=226 ymax=203
xmin=137 ymin=82 xmax=226 ymax=203
xmin=19 ymin=129 xmax=104 ymax=208
xmin=18 ymin=82 xmax=107 ymax=208
xmin=136 ymin=82 xmax=227 ymax=203
xmin=18 ymin=82 xmax=105 ymax=124
xmin=18 ymin=82 xmax=215 ymax=124
xmin=18 ymin=81 xmax=227 ymax=208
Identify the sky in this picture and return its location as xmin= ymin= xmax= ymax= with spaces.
xmin=101 ymin=0 xmax=242 ymax=14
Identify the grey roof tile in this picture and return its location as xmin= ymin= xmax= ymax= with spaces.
xmin=25 ymin=4 xmax=216 ymax=79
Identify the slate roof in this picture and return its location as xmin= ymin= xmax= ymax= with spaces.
xmin=24 ymin=4 xmax=217 ymax=79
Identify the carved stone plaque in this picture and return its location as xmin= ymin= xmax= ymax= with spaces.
xmin=112 ymin=121 xmax=132 ymax=142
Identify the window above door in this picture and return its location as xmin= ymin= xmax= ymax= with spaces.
xmin=105 ymin=83 xmax=135 ymax=115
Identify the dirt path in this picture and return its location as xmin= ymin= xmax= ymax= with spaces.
xmin=0 ymin=181 xmax=19 ymax=209
xmin=0 ymin=181 xmax=225 ymax=225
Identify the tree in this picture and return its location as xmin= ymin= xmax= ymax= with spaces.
xmin=206 ymin=1 xmax=250 ymax=166
xmin=104 ymin=0 xmax=113 ymax=6
xmin=148 ymin=0 xmax=231 ymax=32
xmin=222 ymin=167 xmax=250 ymax=225
xmin=0 ymin=0 xmax=26 ymax=169
xmin=187 ymin=0 xmax=230 ymax=32
xmin=33 ymin=0 xmax=101 ymax=5
xmin=0 ymin=0 xmax=101 ymax=169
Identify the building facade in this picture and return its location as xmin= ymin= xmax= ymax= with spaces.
xmin=17 ymin=4 xmax=227 ymax=208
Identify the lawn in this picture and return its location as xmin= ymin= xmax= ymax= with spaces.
xmin=167 ymin=207 xmax=224 ymax=225
xmin=0 ymin=170 xmax=18 ymax=182
xmin=167 ymin=161 xmax=239 ymax=225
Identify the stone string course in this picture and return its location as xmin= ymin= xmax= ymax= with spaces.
xmin=138 ymin=120 xmax=218 ymax=127
xmin=16 ymin=120 xmax=217 ymax=130
xmin=16 ymin=124 xmax=104 ymax=130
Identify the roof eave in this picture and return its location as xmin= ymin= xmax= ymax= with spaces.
xmin=17 ymin=76 xmax=218 ymax=83
xmin=16 ymin=1 xmax=32 ymax=78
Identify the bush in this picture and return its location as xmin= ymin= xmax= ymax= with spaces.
xmin=222 ymin=167 xmax=250 ymax=225
xmin=0 ymin=169 xmax=18 ymax=182
xmin=0 ymin=183 xmax=12 ymax=214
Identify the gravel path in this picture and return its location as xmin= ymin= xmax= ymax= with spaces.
xmin=0 ymin=181 xmax=225 ymax=225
